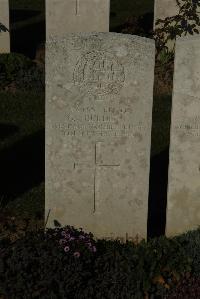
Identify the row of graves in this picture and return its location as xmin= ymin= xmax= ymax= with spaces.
xmin=1 ymin=0 xmax=199 ymax=242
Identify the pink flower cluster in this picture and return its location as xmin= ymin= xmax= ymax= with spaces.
xmin=56 ymin=226 xmax=97 ymax=258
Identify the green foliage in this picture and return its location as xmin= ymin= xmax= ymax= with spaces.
xmin=46 ymin=225 xmax=97 ymax=257
xmin=157 ymin=48 xmax=174 ymax=66
xmin=0 ymin=53 xmax=44 ymax=91
xmin=0 ymin=224 xmax=196 ymax=299
xmin=92 ymin=239 xmax=144 ymax=299
xmin=0 ymin=53 xmax=32 ymax=82
xmin=154 ymin=0 xmax=200 ymax=57
xmin=139 ymin=237 xmax=192 ymax=297
xmin=0 ymin=227 xmax=96 ymax=299
xmin=174 ymin=227 xmax=200 ymax=276
xmin=166 ymin=275 xmax=200 ymax=299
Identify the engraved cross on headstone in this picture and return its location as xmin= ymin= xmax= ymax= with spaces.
xmin=74 ymin=0 xmax=81 ymax=16
xmin=74 ymin=142 xmax=120 ymax=213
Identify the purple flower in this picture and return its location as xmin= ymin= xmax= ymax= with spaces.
xmin=92 ymin=246 xmax=97 ymax=252
xmin=74 ymin=251 xmax=80 ymax=258
xmin=59 ymin=239 xmax=67 ymax=245
xmin=64 ymin=246 xmax=70 ymax=252
xmin=79 ymin=235 xmax=85 ymax=240
xmin=63 ymin=233 xmax=71 ymax=239
xmin=69 ymin=237 xmax=75 ymax=241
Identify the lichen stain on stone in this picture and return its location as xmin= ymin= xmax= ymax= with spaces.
xmin=125 ymin=158 xmax=131 ymax=164
xmin=135 ymin=197 xmax=143 ymax=207
xmin=66 ymin=181 xmax=77 ymax=190
xmin=53 ymin=206 xmax=65 ymax=218
xmin=127 ymin=165 xmax=132 ymax=171
xmin=118 ymin=171 xmax=127 ymax=178
xmin=115 ymin=45 xmax=128 ymax=57
xmin=139 ymin=157 xmax=147 ymax=169
xmin=128 ymin=200 xmax=133 ymax=206
xmin=133 ymin=133 xmax=143 ymax=142
xmin=118 ymin=137 xmax=127 ymax=145
xmin=168 ymin=186 xmax=200 ymax=232
xmin=75 ymin=188 xmax=82 ymax=194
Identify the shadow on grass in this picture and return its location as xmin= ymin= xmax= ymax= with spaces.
xmin=148 ymin=148 xmax=169 ymax=239
xmin=0 ymin=123 xmax=19 ymax=140
xmin=0 ymin=129 xmax=44 ymax=206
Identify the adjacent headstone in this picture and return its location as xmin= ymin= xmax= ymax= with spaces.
xmin=45 ymin=33 xmax=155 ymax=241
xmin=166 ymin=36 xmax=200 ymax=236
xmin=0 ymin=0 xmax=10 ymax=53
xmin=46 ymin=0 xmax=110 ymax=38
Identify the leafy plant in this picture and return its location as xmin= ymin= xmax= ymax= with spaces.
xmin=0 ymin=53 xmax=44 ymax=91
xmin=135 ymin=237 xmax=192 ymax=298
xmin=174 ymin=228 xmax=200 ymax=276
xmin=46 ymin=224 xmax=97 ymax=258
xmin=0 ymin=226 xmax=96 ymax=299
xmin=166 ymin=275 xmax=200 ymax=299
xmin=153 ymin=0 xmax=200 ymax=57
xmin=16 ymin=63 xmax=44 ymax=91
xmin=157 ymin=48 xmax=175 ymax=67
xmin=92 ymin=240 xmax=144 ymax=299
xmin=0 ymin=222 xmax=195 ymax=299
xmin=0 ymin=53 xmax=33 ymax=79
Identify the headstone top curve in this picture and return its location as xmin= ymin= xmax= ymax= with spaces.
xmin=46 ymin=32 xmax=155 ymax=46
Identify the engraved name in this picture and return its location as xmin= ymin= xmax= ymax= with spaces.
xmin=52 ymin=122 xmax=145 ymax=137
xmin=174 ymin=116 xmax=200 ymax=137
xmin=52 ymin=104 xmax=146 ymax=137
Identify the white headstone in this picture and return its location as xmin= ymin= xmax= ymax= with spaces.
xmin=46 ymin=0 xmax=110 ymax=38
xmin=166 ymin=36 xmax=200 ymax=236
xmin=0 ymin=0 xmax=10 ymax=53
xmin=45 ymin=33 xmax=155 ymax=242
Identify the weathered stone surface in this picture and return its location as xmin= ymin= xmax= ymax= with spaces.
xmin=0 ymin=0 xmax=10 ymax=53
xmin=46 ymin=0 xmax=110 ymax=38
xmin=166 ymin=36 xmax=200 ymax=236
xmin=45 ymin=33 xmax=155 ymax=241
